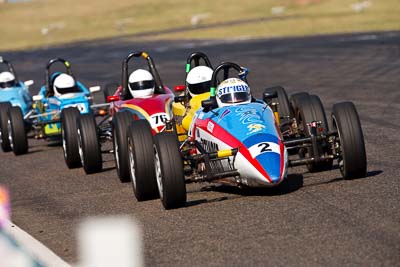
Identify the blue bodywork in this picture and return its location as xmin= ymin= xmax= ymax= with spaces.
xmin=0 ymin=82 xmax=32 ymax=116
xmin=34 ymin=73 xmax=91 ymax=137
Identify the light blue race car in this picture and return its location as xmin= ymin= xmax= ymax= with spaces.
xmin=0 ymin=57 xmax=34 ymax=152
xmin=5 ymin=58 xmax=102 ymax=155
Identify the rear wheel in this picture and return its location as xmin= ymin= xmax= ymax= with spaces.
xmin=127 ymin=120 xmax=158 ymax=201
xmin=8 ymin=106 xmax=28 ymax=155
xmin=264 ymin=86 xmax=293 ymax=124
xmin=61 ymin=107 xmax=81 ymax=168
xmin=77 ymin=113 xmax=102 ymax=174
xmin=332 ymin=102 xmax=367 ymax=179
xmin=296 ymin=94 xmax=333 ymax=172
xmin=112 ymin=111 xmax=133 ymax=182
xmin=0 ymin=102 xmax=12 ymax=152
xmin=154 ymin=132 xmax=186 ymax=209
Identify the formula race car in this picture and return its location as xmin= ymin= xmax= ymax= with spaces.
xmin=73 ymin=52 xmax=174 ymax=192
xmin=5 ymin=58 xmax=101 ymax=155
xmin=0 ymin=57 xmax=34 ymax=152
xmin=151 ymin=62 xmax=367 ymax=209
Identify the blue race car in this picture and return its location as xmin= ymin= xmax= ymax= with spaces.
xmin=0 ymin=57 xmax=34 ymax=152
xmin=5 ymin=58 xmax=101 ymax=155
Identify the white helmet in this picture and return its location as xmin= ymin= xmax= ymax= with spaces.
xmin=186 ymin=66 xmax=213 ymax=97
xmin=128 ymin=69 xmax=155 ymax=98
xmin=53 ymin=73 xmax=78 ymax=96
xmin=216 ymin=78 xmax=252 ymax=107
xmin=0 ymin=71 xmax=16 ymax=88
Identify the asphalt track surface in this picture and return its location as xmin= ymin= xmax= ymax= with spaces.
xmin=1 ymin=31 xmax=399 ymax=266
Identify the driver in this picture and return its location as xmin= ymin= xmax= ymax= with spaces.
xmin=128 ymin=69 xmax=155 ymax=98
xmin=0 ymin=71 xmax=17 ymax=89
xmin=181 ymin=65 xmax=213 ymax=131
xmin=216 ymin=78 xmax=252 ymax=107
xmin=53 ymin=73 xmax=80 ymax=96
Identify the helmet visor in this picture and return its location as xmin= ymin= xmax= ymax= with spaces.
xmin=129 ymin=80 xmax=155 ymax=91
xmin=0 ymin=80 xmax=16 ymax=88
xmin=55 ymin=85 xmax=80 ymax=94
xmin=219 ymin=92 xmax=251 ymax=104
xmin=188 ymin=81 xmax=210 ymax=95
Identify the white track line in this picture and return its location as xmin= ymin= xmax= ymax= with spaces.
xmin=3 ymin=220 xmax=71 ymax=267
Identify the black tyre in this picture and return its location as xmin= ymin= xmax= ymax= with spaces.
xmin=127 ymin=120 xmax=158 ymax=201
xmin=8 ymin=106 xmax=28 ymax=155
xmin=77 ymin=113 xmax=102 ymax=174
xmin=332 ymin=102 xmax=367 ymax=179
xmin=154 ymin=132 xmax=186 ymax=209
xmin=296 ymin=94 xmax=333 ymax=172
xmin=112 ymin=111 xmax=133 ymax=182
xmin=264 ymin=86 xmax=293 ymax=124
xmin=61 ymin=107 xmax=81 ymax=168
xmin=290 ymin=92 xmax=310 ymax=116
xmin=103 ymin=82 xmax=119 ymax=101
xmin=0 ymin=102 xmax=12 ymax=152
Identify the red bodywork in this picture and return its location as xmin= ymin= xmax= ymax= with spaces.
xmin=109 ymin=86 xmax=174 ymax=134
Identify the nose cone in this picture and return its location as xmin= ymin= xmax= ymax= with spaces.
xmin=257 ymin=152 xmax=283 ymax=183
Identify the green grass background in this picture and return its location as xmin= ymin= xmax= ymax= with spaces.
xmin=0 ymin=0 xmax=399 ymax=51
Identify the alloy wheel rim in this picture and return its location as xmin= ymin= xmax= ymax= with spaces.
xmin=154 ymin=145 xmax=163 ymax=198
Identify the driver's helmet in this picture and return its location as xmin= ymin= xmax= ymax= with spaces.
xmin=186 ymin=66 xmax=213 ymax=97
xmin=216 ymin=78 xmax=252 ymax=107
xmin=128 ymin=69 xmax=155 ymax=98
xmin=0 ymin=71 xmax=16 ymax=89
xmin=53 ymin=73 xmax=78 ymax=96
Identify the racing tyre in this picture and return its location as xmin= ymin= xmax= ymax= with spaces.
xmin=290 ymin=92 xmax=310 ymax=116
xmin=296 ymin=94 xmax=333 ymax=172
xmin=332 ymin=102 xmax=367 ymax=179
xmin=264 ymin=86 xmax=293 ymax=124
xmin=61 ymin=107 xmax=81 ymax=168
xmin=154 ymin=132 xmax=186 ymax=209
xmin=112 ymin=111 xmax=133 ymax=182
xmin=0 ymin=102 xmax=12 ymax=152
xmin=8 ymin=106 xmax=28 ymax=155
xmin=103 ymin=82 xmax=119 ymax=101
xmin=77 ymin=113 xmax=102 ymax=174
xmin=127 ymin=120 xmax=158 ymax=201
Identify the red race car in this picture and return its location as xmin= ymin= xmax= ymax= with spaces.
xmin=65 ymin=52 xmax=174 ymax=190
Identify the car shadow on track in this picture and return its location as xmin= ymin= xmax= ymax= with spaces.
xmin=303 ymin=170 xmax=382 ymax=188
xmin=185 ymin=174 xmax=304 ymax=207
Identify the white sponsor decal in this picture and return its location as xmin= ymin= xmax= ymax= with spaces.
xmin=207 ymin=121 xmax=214 ymax=133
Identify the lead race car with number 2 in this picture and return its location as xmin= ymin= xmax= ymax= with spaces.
xmin=151 ymin=62 xmax=366 ymax=209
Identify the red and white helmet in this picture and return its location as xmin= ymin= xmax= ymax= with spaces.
xmin=128 ymin=69 xmax=155 ymax=98
xmin=0 ymin=71 xmax=16 ymax=88
xmin=216 ymin=78 xmax=251 ymax=107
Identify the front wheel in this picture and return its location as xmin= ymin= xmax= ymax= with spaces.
xmin=0 ymin=102 xmax=12 ymax=152
xmin=154 ymin=132 xmax=186 ymax=209
xmin=112 ymin=111 xmax=133 ymax=182
xmin=127 ymin=120 xmax=158 ymax=201
xmin=77 ymin=113 xmax=102 ymax=174
xmin=61 ymin=107 xmax=81 ymax=168
xmin=8 ymin=106 xmax=28 ymax=155
xmin=332 ymin=102 xmax=367 ymax=179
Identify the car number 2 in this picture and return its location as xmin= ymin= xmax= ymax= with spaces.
xmin=248 ymin=142 xmax=280 ymax=158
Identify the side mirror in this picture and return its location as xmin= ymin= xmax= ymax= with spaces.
xmin=106 ymin=95 xmax=120 ymax=103
xmin=32 ymin=94 xmax=43 ymax=102
xmin=89 ymin=86 xmax=101 ymax=93
xmin=201 ymin=97 xmax=218 ymax=112
xmin=174 ymin=85 xmax=186 ymax=92
xmin=263 ymin=91 xmax=277 ymax=103
xmin=24 ymin=80 xmax=34 ymax=87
